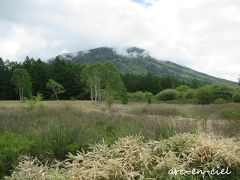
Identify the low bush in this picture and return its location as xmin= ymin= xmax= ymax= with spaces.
xmin=214 ymin=98 xmax=227 ymax=104
xmin=233 ymin=92 xmax=240 ymax=103
xmin=176 ymin=85 xmax=190 ymax=92
xmin=210 ymin=84 xmax=234 ymax=101
xmin=194 ymin=86 xmax=213 ymax=104
xmin=127 ymin=91 xmax=146 ymax=101
xmin=144 ymin=92 xmax=154 ymax=104
xmin=184 ymin=89 xmax=195 ymax=99
xmin=23 ymin=93 xmax=43 ymax=110
xmin=156 ymin=89 xmax=178 ymax=101
xmin=0 ymin=132 xmax=32 ymax=178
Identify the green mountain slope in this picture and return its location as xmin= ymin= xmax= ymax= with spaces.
xmin=56 ymin=47 xmax=235 ymax=85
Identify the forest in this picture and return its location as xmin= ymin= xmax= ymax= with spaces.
xmin=0 ymin=56 xmax=210 ymax=101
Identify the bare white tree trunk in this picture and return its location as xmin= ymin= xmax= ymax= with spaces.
xmin=18 ymin=80 xmax=22 ymax=101
xmin=94 ymin=83 xmax=98 ymax=101
xmin=21 ymin=86 xmax=24 ymax=101
xmin=98 ymin=79 xmax=101 ymax=101
xmin=90 ymin=85 xmax=93 ymax=101
xmin=53 ymin=88 xmax=59 ymax=101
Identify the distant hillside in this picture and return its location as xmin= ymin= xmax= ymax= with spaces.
xmin=54 ymin=47 xmax=235 ymax=85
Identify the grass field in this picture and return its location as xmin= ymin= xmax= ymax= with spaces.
xmin=1 ymin=101 xmax=240 ymax=179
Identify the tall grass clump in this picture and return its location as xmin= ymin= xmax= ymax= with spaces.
xmin=0 ymin=132 xmax=32 ymax=178
xmin=30 ymin=122 xmax=84 ymax=160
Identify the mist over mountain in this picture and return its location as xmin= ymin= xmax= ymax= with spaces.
xmin=54 ymin=47 xmax=235 ymax=85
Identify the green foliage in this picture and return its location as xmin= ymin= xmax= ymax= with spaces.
xmin=184 ymin=89 xmax=195 ymax=99
xmin=46 ymin=79 xmax=65 ymax=100
xmin=24 ymin=93 xmax=43 ymax=110
xmin=11 ymin=68 xmax=32 ymax=100
xmin=82 ymin=62 xmax=125 ymax=104
xmin=156 ymin=89 xmax=178 ymax=101
xmin=144 ymin=92 xmax=154 ymax=104
xmin=194 ymin=84 xmax=235 ymax=104
xmin=210 ymin=84 xmax=234 ymax=101
xmin=103 ymin=62 xmax=126 ymax=105
xmin=194 ymin=86 xmax=213 ymax=104
xmin=30 ymin=123 xmax=83 ymax=160
xmin=0 ymin=132 xmax=32 ymax=178
xmin=23 ymin=57 xmax=50 ymax=97
xmin=49 ymin=57 xmax=86 ymax=100
xmin=233 ymin=92 xmax=240 ymax=103
xmin=105 ymin=94 xmax=114 ymax=109
xmin=128 ymin=91 xmax=154 ymax=103
xmin=176 ymin=85 xmax=190 ymax=92
xmin=119 ymin=87 xmax=128 ymax=104
xmin=154 ymin=123 xmax=175 ymax=139
xmin=128 ymin=91 xmax=146 ymax=101
xmin=220 ymin=108 xmax=240 ymax=120
xmin=214 ymin=98 xmax=227 ymax=104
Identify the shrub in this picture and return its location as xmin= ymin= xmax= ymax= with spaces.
xmin=127 ymin=91 xmax=145 ymax=102
xmin=24 ymin=93 xmax=43 ymax=110
xmin=210 ymin=84 xmax=234 ymax=101
xmin=214 ymin=98 xmax=227 ymax=104
xmin=233 ymin=92 xmax=240 ymax=103
xmin=184 ymin=89 xmax=195 ymax=99
xmin=156 ymin=89 xmax=178 ymax=101
xmin=176 ymin=85 xmax=190 ymax=92
xmin=194 ymin=86 xmax=213 ymax=104
xmin=144 ymin=92 xmax=154 ymax=104
xmin=0 ymin=132 xmax=32 ymax=178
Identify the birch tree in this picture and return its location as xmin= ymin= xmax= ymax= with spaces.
xmin=11 ymin=68 xmax=32 ymax=101
xmin=82 ymin=62 xmax=126 ymax=104
xmin=81 ymin=63 xmax=104 ymax=102
xmin=46 ymin=79 xmax=65 ymax=101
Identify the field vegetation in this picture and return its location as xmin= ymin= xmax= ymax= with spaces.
xmin=0 ymin=101 xmax=240 ymax=179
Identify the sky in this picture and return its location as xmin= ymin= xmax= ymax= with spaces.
xmin=0 ymin=0 xmax=239 ymax=81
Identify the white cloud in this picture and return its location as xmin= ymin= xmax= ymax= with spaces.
xmin=0 ymin=0 xmax=240 ymax=81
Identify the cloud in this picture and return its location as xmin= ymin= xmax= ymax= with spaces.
xmin=0 ymin=0 xmax=239 ymax=81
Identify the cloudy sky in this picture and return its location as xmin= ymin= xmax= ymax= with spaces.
xmin=0 ymin=0 xmax=239 ymax=81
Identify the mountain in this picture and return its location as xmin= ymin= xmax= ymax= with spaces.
xmin=55 ymin=47 xmax=235 ymax=85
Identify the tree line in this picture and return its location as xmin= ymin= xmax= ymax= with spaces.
xmin=0 ymin=56 xmax=205 ymax=101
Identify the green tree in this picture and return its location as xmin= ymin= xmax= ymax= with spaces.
xmin=82 ymin=62 xmax=126 ymax=106
xmin=50 ymin=57 xmax=85 ymax=99
xmin=103 ymin=62 xmax=126 ymax=107
xmin=46 ymin=79 xmax=65 ymax=101
xmin=11 ymin=68 xmax=32 ymax=100
xmin=23 ymin=57 xmax=50 ymax=97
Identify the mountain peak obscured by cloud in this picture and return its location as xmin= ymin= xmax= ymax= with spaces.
xmin=0 ymin=0 xmax=239 ymax=81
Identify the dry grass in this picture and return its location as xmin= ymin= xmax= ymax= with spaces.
xmin=6 ymin=133 xmax=240 ymax=180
